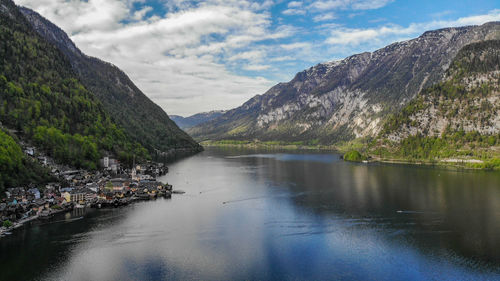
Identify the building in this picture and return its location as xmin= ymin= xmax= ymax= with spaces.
xmin=109 ymin=178 xmax=129 ymax=192
xmin=24 ymin=147 xmax=35 ymax=156
xmin=86 ymin=183 xmax=99 ymax=193
xmin=69 ymin=189 xmax=94 ymax=203
xmin=101 ymin=157 xmax=119 ymax=170
xmin=27 ymin=188 xmax=41 ymax=200
xmin=61 ymin=191 xmax=71 ymax=203
xmin=103 ymin=156 xmax=109 ymax=168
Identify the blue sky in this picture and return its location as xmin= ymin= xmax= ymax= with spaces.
xmin=15 ymin=0 xmax=500 ymax=116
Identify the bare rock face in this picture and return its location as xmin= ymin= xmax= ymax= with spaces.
xmin=189 ymin=22 xmax=500 ymax=144
xmin=383 ymin=40 xmax=500 ymax=142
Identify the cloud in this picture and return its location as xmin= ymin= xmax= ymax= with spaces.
xmin=287 ymin=1 xmax=303 ymax=8
xmin=309 ymin=0 xmax=393 ymax=11
xmin=12 ymin=0 xmax=500 ymax=116
xmin=280 ymin=42 xmax=311 ymax=50
xmin=15 ymin=0 xmax=288 ymax=116
xmin=228 ymin=50 xmax=266 ymax=62
xmin=282 ymin=8 xmax=306 ymax=16
xmin=313 ymin=13 xmax=337 ymax=22
xmin=132 ymin=6 xmax=153 ymax=21
xmin=326 ymin=9 xmax=500 ymax=46
xmin=243 ymin=64 xmax=271 ymax=71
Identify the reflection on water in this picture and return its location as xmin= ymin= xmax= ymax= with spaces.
xmin=1 ymin=147 xmax=500 ymax=280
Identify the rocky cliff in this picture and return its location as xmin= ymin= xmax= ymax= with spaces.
xmin=189 ymin=22 xmax=500 ymax=144
xmin=381 ymin=40 xmax=500 ymax=142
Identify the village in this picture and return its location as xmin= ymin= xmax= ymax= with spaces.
xmin=0 ymin=145 xmax=174 ymax=237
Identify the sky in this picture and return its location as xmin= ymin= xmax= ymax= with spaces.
xmin=14 ymin=0 xmax=500 ymax=116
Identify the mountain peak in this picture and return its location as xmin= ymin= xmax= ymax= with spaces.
xmin=188 ymin=22 xmax=500 ymax=144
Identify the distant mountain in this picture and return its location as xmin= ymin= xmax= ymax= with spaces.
xmin=171 ymin=110 xmax=227 ymax=129
xmin=188 ymin=22 xmax=500 ymax=144
xmin=372 ymin=40 xmax=500 ymax=165
xmin=19 ymin=6 xmax=201 ymax=155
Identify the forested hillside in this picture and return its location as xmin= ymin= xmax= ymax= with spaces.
xmin=372 ymin=40 xmax=500 ymax=168
xmin=0 ymin=129 xmax=53 ymax=193
xmin=0 ymin=0 xmax=148 ymax=171
xmin=20 ymin=7 xmax=201 ymax=155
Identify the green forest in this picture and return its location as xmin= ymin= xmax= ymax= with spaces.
xmin=0 ymin=129 xmax=53 ymax=193
xmin=0 ymin=2 xmax=148 ymax=178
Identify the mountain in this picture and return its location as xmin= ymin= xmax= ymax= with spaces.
xmin=372 ymin=39 xmax=500 ymax=167
xmin=0 ymin=0 xmax=154 ymax=171
xmin=19 ymin=6 xmax=201 ymax=156
xmin=188 ymin=22 xmax=500 ymax=145
xmin=171 ymin=110 xmax=227 ymax=130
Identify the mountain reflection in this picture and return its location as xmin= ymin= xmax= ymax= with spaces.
xmin=2 ymin=147 xmax=500 ymax=281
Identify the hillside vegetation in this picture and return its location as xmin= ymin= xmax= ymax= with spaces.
xmin=0 ymin=129 xmax=53 ymax=193
xmin=20 ymin=7 xmax=201 ymax=155
xmin=0 ymin=0 xmax=148 ymax=171
xmin=373 ymin=40 xmax=500 ymax=169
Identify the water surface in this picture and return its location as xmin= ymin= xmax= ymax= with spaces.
xmin=1 ymin=147 xmax=500 ymax=280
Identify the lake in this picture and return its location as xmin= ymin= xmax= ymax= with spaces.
xmin=2 ymin=147 xmax=500 ymax=280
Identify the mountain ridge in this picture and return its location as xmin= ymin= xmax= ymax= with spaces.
xmin=19 ymin=6 xmax=202 ymax=156
xmin=188 ymin=22 xmax=500 ymax=144
xmin=170 ymin=110 xmax=227 ymax=130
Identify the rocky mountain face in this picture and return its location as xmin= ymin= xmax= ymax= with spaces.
xmin=19 ymin=7 xmax=201 ymax=154
xmin=171 ymin=110 xmax=227 ymax=130
xmin=189 ymin=22 xmax=500 ymax=144
xmin=381 ymin=40 xmax=500 ymax=142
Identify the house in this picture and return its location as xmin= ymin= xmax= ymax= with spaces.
xmin=101 ymin=157 xmax=119 ymax=169
xmin=61 ymin=192 xmax=71 ymax=203
xmin=27 ymin=188 xmax=41 ymax=200
xmin=109 ymin=178 xmax=129 ymax=192
xmin=69 ymin=189 xmax=85 ymax=203
xmin=86 ymin=183 xmax=99 ymax=193
xmin=139 ymin=174 xmax=154 ymax=181
xmin=131 ymin=167 xmax=137 ymax=181
xmin=6 ymin=187 xmax=26 ymax=201
xmin=38 ymin=156 xmax=48 ymax=165
xmin=84 ymin=190 xmax=97 ymax=202
xmin=24 ymin=147 xmax=35 ymax=156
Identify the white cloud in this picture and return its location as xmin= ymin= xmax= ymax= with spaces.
xmin=243 ymin=64 xmax=271 ymax=71
xmin=15 ymin=0 xmax=287 ymax=116
xmin=351 ymin=0 xmax=394 ymax=10
xmin=309 ymin=0 xmax=393 ymax=11
xmin=228 ymin=50 xmax=266 ymax=62
xmin=313 ymin=13 xmax=337 ymax=22
xmin=282 ymin=8 xmax=306 ymax=16
xmin=326 ymin=9 xmax=500 ymax=46
xmin=280 ymin=42 xmax=311 ymax=50
xmin=12 ymin=0 xmax=500 ymax=117
xmin=132 ymin=6 xmax=153 ymax=21
xmin=287 ymin=1 xmax=303 ymax=8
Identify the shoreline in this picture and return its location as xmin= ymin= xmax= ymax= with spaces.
xmin=0 ymin=206 xmax=71 ymax=237
xmin=200 ymin=141 xmax=341 ymax=152
xmin=353 ymin=156 xmax=498 ymax=171
xmin=0 ymin=191 xmax=175 ymax=238
xmin=203 ymin=143 xmax=499 ymax=171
